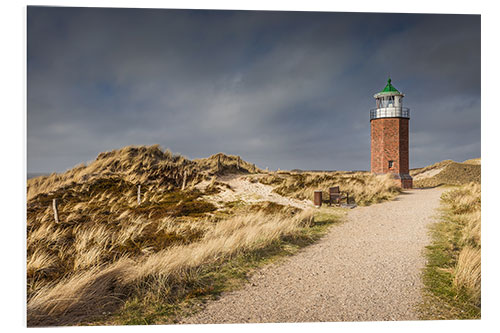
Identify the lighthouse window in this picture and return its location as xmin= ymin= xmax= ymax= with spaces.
xmin=381 ymin=97 xmax=387 ymax=107
xmin=388 ymin=160 xmax=394 ymax=168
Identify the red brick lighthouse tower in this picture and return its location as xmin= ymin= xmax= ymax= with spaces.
xmin=370 ymin=78 xmax=413 ymax=189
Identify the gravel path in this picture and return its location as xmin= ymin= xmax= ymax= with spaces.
xmin=180 ymin=188 xmax=445 ymax=324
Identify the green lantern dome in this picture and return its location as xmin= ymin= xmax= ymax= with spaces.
xmin=379 ymin=77 xmax=401 ymax=94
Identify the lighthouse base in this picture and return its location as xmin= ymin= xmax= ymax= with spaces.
xmin=393 ymin=173 xmax=413 ymax=189
xmin=373 ymin=172 xmax=413 ymax=189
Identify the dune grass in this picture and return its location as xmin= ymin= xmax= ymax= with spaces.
xmin=410 ymin=159 xmax=481 ymax=188
xmin=26 ymin=145 xmax=266 ymax=326
xmin=27 ymin=145 xmax=259 ymax=201
xmin=420 ymin=183 xmax=481 ymax=319
xmin=27 ymin=207 xmax=343 ymax=326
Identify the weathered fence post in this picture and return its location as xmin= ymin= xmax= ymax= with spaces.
xmin=182 ymin=170 xmax=187 ymax=191
xmin=52 ymin=198 xmax=59 ymax=224
xmin=237 ymin=156 xmax=241 ymax=170
xmin=217 ymin=155 xmax=222 ymax=172
xmin=137 ymin=184 xmax=141 ymax=205
xmin=314 ymin=190 xmax=322 ymax=208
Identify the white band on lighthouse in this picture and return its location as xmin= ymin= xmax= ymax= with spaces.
xmin=370 ymin=107 xmax=410 ymax=120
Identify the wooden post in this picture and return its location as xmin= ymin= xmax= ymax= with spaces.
xmin=182 ymin=170 xmax=187 ymax=191
xmin=314 ymin=191 xmax=322 ymax=207
xmin=52 ymin=199 xmax=59 ymax=224
xmin=217 ymin=155 xmax=222 ymax=172
xmin=137 ymin=184 xmax=141 ymax=205
xmin=237 ymin=156 xmax=240 ymax=170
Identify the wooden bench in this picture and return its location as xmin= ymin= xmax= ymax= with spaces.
xmin=329 ymin=186 xmax=349 ymax=206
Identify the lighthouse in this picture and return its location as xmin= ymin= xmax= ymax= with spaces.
xmin=370 ymin=78 xmax=413 ymax=189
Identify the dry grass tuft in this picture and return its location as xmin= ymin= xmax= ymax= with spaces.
xmin=454 ymin=246 xmax=481 ymax=306
xmin=441 ymin=182 xmax=481 ymax=215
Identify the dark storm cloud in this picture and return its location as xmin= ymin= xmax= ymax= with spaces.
xmin=27 ymin=8 xmax=480 ymax=173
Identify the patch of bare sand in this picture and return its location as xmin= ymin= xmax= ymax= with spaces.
xmin=198 ymin=174 xmax=312 ymax=210
xmin=413 ymin=167 xmax=444 ymax=181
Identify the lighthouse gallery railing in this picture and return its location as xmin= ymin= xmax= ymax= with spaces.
xmin=370 ymin=107 xmax=410 ymax=120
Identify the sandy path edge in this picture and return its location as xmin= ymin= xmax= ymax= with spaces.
xmin=179 ymin=188 xmax=445 ymax=324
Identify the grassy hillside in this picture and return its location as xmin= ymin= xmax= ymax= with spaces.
xmin=27 ymin=145 xmax=258 ymax=201
xmin=410 ymin=158 xmax=481 ymax=188
xmin=26 ymin=145 xmax=342 ymax=326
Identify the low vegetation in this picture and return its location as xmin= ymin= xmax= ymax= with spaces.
xmin=26 ymin=145 xmax=345 ymax=326
xmin=256 ymin=171 xmax=401 ymax=206
xmin=420 ymin=183 xmax=481 ymax=319
xmin=28 ymin=205 xmax=343 ymax=326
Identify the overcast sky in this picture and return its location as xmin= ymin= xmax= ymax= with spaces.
xmin=27 ymin=7 xmax=480 ymax=173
